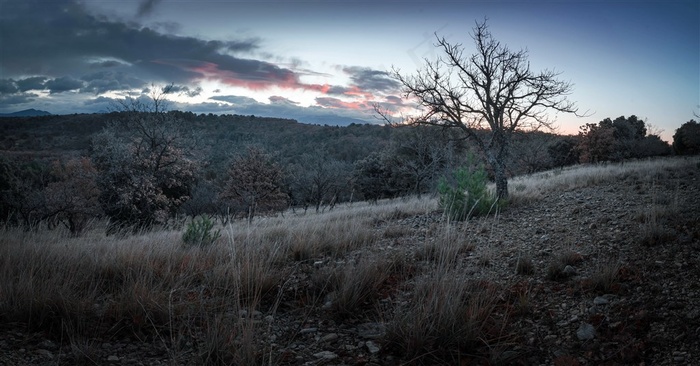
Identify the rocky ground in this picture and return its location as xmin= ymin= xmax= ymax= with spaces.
xmin=1 ymin=161 xmax=699 ymax=365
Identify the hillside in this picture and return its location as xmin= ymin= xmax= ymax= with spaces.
xmin=0 ymin=112 xmax=393 ymax=161
xmin=1 ymin=157 xmax=698 ymax=365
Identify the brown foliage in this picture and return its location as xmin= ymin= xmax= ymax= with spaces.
xmin=221 ymin=147 xmax=288 ymax=221
xmin=576 ymin=123 xmax=616 ymax=163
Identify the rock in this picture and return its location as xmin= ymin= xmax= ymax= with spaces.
xmin=576 ymin=323 xmax=596 ymax=341
xmin=299 ymin=327 xmax=318 ymax=334
xmin=320 ymin=333 xmax=339 ymax=343
xmin=563 ymin=265 xmax=577 ymax=276
xmin=593 ymin=296 xmax=609 ymax=305
xmin=366 ymin=340 xmax=381 ymax=354
xmin=313 ymin=351 xmax=338 ymax=360
xmin=107 ymin=355 xmax=120 ymax=362
xmin=356 ymin=322 xmax=386 ymax=339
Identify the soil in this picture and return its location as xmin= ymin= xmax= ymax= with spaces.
xmin=1 ymin=160 xmax=699 ymax=365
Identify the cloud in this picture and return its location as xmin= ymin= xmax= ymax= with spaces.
xmin=203 ymin=94 xmax=375 ymax=126
xmin=184 ymin=60 xmax=331 ymax=93
xmin=0 ymin=79 xmax=19 ymax=94
xmin=0 ymin=92 xmax=39 ymax=106
xmin=89 ymin=60 xmax=127 ymax=69
xmin=315 ymin=97 xmax=366 ymax=110
xmin=269 ymin=96 xmax=299 ymax=105
xmin=168 ymin=84 xmax=203 ymax=97
xmin=343 ymin=66 xmax=400 ymax=92
xmin=210 ymin=95 xmax=259 ymax=106
xmin=136 ymin=0 xmax=163 ymax=18
xmin=1 ymin=0 xmax=259 ymax=91
xmin=0 ymin=0 xmax=401 ymax=122
xmin=81 ymin=71 xmax=146 ymax=94
xmin=44 ymin=76 xmax=84 ymax=94
xmin=16 ymin=76 xmax=46 ymax=92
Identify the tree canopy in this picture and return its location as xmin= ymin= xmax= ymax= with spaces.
xmin=391 ymin=20 xmax=580 ymax=199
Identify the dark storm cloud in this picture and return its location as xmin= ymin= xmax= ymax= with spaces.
xmin=168 ymin=85 xmax=203 ymax=97
xmin=0 ymin=79 xmax=18 ymax=94
xmin=44 ymin=77 xmax=84 ymax=94
xmin=81 ymin=71 xmax=146 ymax=94
xmin=343 ymin=67 xmax=400 ymax=92
xmin=0 ymin=93 xmax=39 ymax=105
xmin=137 ymin=0 xmax=163 ymax=17
xmin=16 ymin=77 xmax=48 ymax=92
xmin=89 ymin=60 xmax=126 ymax=69
xmin=0 ymin=0 xmax=261 ymax=90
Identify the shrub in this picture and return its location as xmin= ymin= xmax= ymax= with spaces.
xmin=437 ymin=162 xmax=498 ymax=221
xmin=182 ymin=215 xmax=221 ymax=248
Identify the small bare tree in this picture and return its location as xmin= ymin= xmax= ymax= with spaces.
xmin=221 ymin=147 xmax=288 ymax=222
xmin=392 ymin=20 xmax=582 ymax=199
xmin=91 ymin=85 xmax=197 ymax=232
xmin=44 ymin=157 xmax=102 ymax=235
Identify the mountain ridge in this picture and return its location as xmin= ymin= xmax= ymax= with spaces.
xmin=0 ymin=109 xmax=52 ymax=117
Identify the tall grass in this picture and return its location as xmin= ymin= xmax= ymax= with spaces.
xmin=506 ymin=157 xmax=699 ymax=205
xmin=1 ymin=156 xmax=694 ymax=364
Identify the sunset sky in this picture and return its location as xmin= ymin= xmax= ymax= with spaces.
xmin=0 ymin=0 xmax=697 ymax=141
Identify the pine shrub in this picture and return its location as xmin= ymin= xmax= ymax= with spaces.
xmin=182 ymin=215 xmax=221 ymax=248
xmin=438 ymin=162 xmax=498 ymax=221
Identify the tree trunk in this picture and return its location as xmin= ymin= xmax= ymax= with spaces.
xmin=488 ymin=153 xmax=509 ymax=200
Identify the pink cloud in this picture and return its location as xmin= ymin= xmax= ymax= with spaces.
xmin=174 ymin=59 xmax=332 ymax=93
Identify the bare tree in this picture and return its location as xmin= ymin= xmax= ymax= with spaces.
xmin=391 ymin=20 xmax=581 ymax=199
xmin=221 ymin=147 xmax=288 ymax=222
xmin=389 ymin=125 xmax=461 ymax=198
xmin=91 ymin=85 xmax=197 ymax=232
xmin=287 ymin=149 xmax=351 ymax=212
xmin=43 ymin=157 xmax=102 ymax=235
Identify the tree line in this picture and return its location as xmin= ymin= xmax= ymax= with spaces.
xmin=1 ymin=106 xmax=692 ymax=235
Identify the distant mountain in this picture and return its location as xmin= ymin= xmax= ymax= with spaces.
xmin=0 ymin=109 xmax=52 ymax=117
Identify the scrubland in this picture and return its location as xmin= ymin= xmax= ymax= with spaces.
xmin=1 ymin=156 xmax=699 ymax=365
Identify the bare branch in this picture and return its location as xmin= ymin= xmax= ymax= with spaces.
xmin=389 ymin=19 xmax=581 ymax=199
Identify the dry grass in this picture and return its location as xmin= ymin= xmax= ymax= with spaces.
xmin=1 ymin=156 xmax=695 ymax=364
xmin=415 ymin=222 xmax=474 ymax=266
xmin=384 ymin=268 xmax=507 ymax=364
xmin=506 ymin=157 xmax=698 ymax=205
xmin=0 ymin=227 xmax=287 ymax=364
xmin=585 ymin=261 xmax=622 ymax=294
xmin=515 ymin=253 xmax=535 ymax=275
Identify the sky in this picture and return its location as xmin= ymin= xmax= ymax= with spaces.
xmin=0 ymin=0 xmax=698 ymax=142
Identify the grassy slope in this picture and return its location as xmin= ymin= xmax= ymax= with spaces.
xmin=1 ymin=156 xmax=698 ymax=364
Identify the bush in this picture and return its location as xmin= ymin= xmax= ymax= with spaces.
xmin=438 ymin=163 xmax=498 ymax=221
xmin=182 ymin=215 xmax=221 ymax=248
